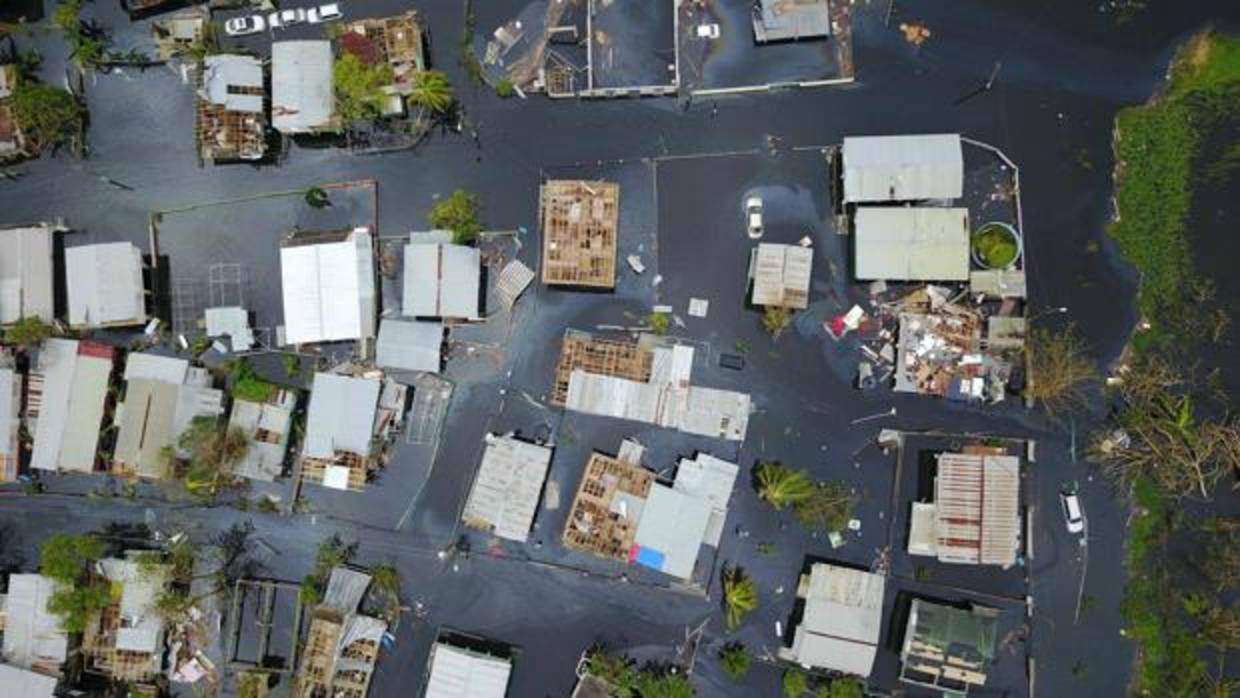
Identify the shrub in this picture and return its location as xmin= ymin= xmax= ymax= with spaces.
xmin=495 ymin=78 xmax=515 ymax=98
xmin=648 ymin=312 xmax=670 ymax=336
xmin=10 ymin=83 xmax=83 ymax=153
xmin=762 ymin=305 xmax=793 ymax=338
xmin=782 ymin=668 xmax=808 ymax=698
xmin=428 ymin=190 xmax=483 ymax=243
xmin=3 ymin=315 xmax=53 ymax=347
xmin=717 ymin=643 xmax=749 ymax=680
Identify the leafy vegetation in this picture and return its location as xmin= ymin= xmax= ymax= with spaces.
xmin=721 ymin=566 xmax=757 ymax=630
xmin=172 ymin=416 xmax=251 ymax=496
xmin=495 ymin=78 xmax=515 ymax=98
xmin=305 ymin=186 xmax=330 ymax=209
xmin=762 ymin=305 xmax=793 ymax=339
xmin=228 ymin=358 xmax=279 ymax=403
xmin=334 ymin=54 xmax=394 ymax=122
xmin=10 ymin=82 xmax=84 ymax=153
xmin=300 ymin=534 xmax=358 ymax=606
xmin=3 ymin=315 xmax=53 ymax=347
xmin=717 ymin=643 xmax=749 ymax=680
xmin=582 ymin=647 xmax=695 ymax=697
xmin=971 ymin=223 xmax=1019 ymax=269
xmin=782 ymin=668 xmax=809 ymax=698
xmin=754 ymin=461 xmax=813 ymax=509
xmin=1025 ymin=323 xmax=1099 ymax=418
xmin=793 ymin=480 xmax=855 ymax=533
xmin=1109 ymin=31 xmax=1240 ymax=344
xmin=40 ymin=534 xmax=111 ymax=633
xmin=409 ymin=70 xmax=455 ymax=114
xmin=428 ymin=190 xmax=483 ymax=243
xmin=647 ymin=312 xmax=670 ymax=336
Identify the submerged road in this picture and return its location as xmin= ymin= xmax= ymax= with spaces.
xmin=4 ymin=0 xmax=1240 ymax=696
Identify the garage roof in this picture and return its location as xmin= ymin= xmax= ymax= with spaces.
xmin=842 ymin=134 xmax=963 ymax=203
xmin=853 ymin=207 xmax=970 ymax=281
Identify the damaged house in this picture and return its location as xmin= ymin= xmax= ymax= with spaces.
xmin=462 ymin=434 xmax=554 ymax=544
xmin=293 ymin=567 xmax=387 ymax=698
xmin=82 ymin=552 xmax=171 ymax=685
xmin=908 ymin=450 xmax=1022 ymax=569
xmin=227 ymin=389 xmax=296 ymax=482
xmin=899 ymin=599 xmax=998 ymax=693
xmin=196 ymin=54 xmax=268 ymax=164
xmin=540 ymin=180 xmax=619 ymax=290
xmin=298 ymin=372 xmax=405 ymax=492
xmin=336 ymin=11 xmax=427 ymax=116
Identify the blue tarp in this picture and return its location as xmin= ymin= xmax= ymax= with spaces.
xmin=634 ymin=546 xmax=666 ymax=571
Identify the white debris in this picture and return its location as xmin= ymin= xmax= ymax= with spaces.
xmin=688 ymin=298 xmax=709 ymax=318
xmin=627 ymin=254 xmax=646 ymax=274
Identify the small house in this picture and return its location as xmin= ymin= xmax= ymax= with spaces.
xmin=0 ymin=223 xmax=55 ymax=324
xmin=0 ymin=367 xmax=21 ymax=482
xmin=899 ymin=599 xmax=998 ymax=693
xmin=1 ymin=573 xmax=69 ymax=675
xmin=197 ymin=54 xmax=268 ymax=163
xmin=27 ymin=339 xmax=114 ymax=474
xmin=778 ymin=563 xmax=885 ymax=676
xmin=749 ymin=243 xmax=813 ymax=309
xmin=375 ymin=318 xmax=443 ymax=373
xmin=82 ymin=553 xmax=171 ymax=683
xmin=280 ymin=228 xmax=377 ymax=346
xmin=403 ymin=232 xmax=481 ymax=321
xmin=908 ymin=451 xmax=1021 ymax=568
xmin=65 ymin=243 xmax=148 ymax=329
xmin=272 ymin=41 xmax=338 ymax=135
xmin=462 ymin=434 xmax=553 ymax=543
xmin=540 ymin=180 xmax=619 ymax=289
xmin=842 ymin=134 xmax=963 ymax=204
xmin=853 ymin=207 xmax=970 ymax=282
xmin=752 ymin=0 xmax=831 ymax=43
xmin=227 ymin=389 xmax=296 ymax=482
xmin=293 ymin=568 xmax=387 ymax=698
xmin=425 ymin=637 xmax=512 ymax=698
xmin=298 ymin=373 xmax=381 ymax=491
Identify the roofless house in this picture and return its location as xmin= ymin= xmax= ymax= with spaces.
xmin=540 ymin=180 xmax=619 ymax=289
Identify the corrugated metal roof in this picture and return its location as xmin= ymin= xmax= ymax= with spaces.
xmin=1 ymin=574 xmax=68 ymax=671
xmin=781 ymin=563 xmax=884 ymax=675
xmin=930 ymin=453 xmax=1020 ymax=567
xmin=753 ymin=0 xmax=830 ymax=42
xmin=302 ymin=373 xmax=379 ymax=459
xmin=228 ymin=395 xmax=294 ymax=481
xmin=494 ymin=259 xmax=535 ymax=309
xmin=280 ymin=231 xmax=376 ymax=345
xmin=320 ymin=567 xmax=371 ymax=614
xmin=425 ymin=643 xmax=512 ymax=698
xmin=271 ymin=41 xmax=334 ymax=133
xmin=0 ymin=663 xmax=58 ymax=697
xmin=114 ymin=379 xmax=179 ymax=479
xmin=29 ymin=339 xmax=112 ymax=473
xmin=0 ymin=369 xmax=17 ymax=462
xmin=201 ymin=54 xmax=264 ymax=113
xmin=0 ymin=225 xmax=55 ymax=324
xmin=402 ymin=239 xmax=481 ymax=320
xmin=375 ymin=319 xmax=443 ymax=373
xmin=672 ymin=454 xmax=739 ymax=547
xmin=751 ymin=243 xmax=813 ymax=308
xmin=462 ymin=435 xmax=553 ymax=543
xmin=633 ymin=484 xmax=712 ymax=580
xmin=853 ymin=207 xmax=970 ymax=281
xmin=65 ymin=243 xmax=146 ymax=327
xmin=123 ymin=352 xmax=189 ymax=384
xmin=842 ymin=134 xmax=963 ymax=203
xmin=204 ymin=306 xmax=255 ymax=350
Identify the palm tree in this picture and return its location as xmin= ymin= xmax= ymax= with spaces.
xmin=635 ymin=670 xmax=694 ymax=698
xmin=754 ymin=462 xmax=813 ymax=510
xmin=718 ymin=642 xmax=750 ymax=680
xmin=409 ymin=70 xmax=455 ymax=114
xmin=721 ymin=566 xmax=757 ymax=630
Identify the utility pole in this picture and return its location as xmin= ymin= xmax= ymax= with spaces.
xmin=953 ymin=61 xmax=1002 ymax=105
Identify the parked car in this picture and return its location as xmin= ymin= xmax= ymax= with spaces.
xmin=1060 ymin=486 xmax=1085 ymax=534
xmin=224 ymin=14 xmax=266 ymax=36
xmin=745 ymin=196 xmax=764 ymax=239
xmin=696 ymin=23 xmax=720 ymax=39
xmin=308 ymin=3 xmax=343 ymax=23
xmin=267 ymin=8 xmax=307 ymax=30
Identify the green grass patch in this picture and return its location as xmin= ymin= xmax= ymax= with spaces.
xmin=1108 ymin=31 xmax=1240 ymax=346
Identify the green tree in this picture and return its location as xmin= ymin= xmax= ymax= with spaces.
xmin=3 ymin=315 xmax=53 ymax=347
xmin=754 ymin=462 xmax=813 ymax=510
xmin=409 ymin=70 xmax=455 ymax=113
xmin=47 ymin=581 xmax=112 ymax=632
xmin=783 ymin=668 xmax=809 ymax=698
xmin=428 ymin=190 xmax=483 ymax=244
xmin=721 ymin=566 xmax=757 ymax=630
xmin=647 ymin=312 xmax=670 ymax=336
xmin=333 ymin=53 xmax=394 ymax=122
xmin=10 ymin=83 xmax=84 ymax=153
xmin=305 ymin=186 xmax=331 ymax=209
xmin=635 ymin=669 xmax=694 ymax=698
xmin=826 ymin=678 xmax=864 ymax=698
xmin=40 ymin=533 xmax=104 ymax=583
xmin=763 ymin=305 xmax=793 ymax=339
xmin=717 ymin=642 xmax=749 ymax=680
xmin=175 ymin=416 xmax=251 ymax=495
xmin=370 ymin=562 xmax=402 ymax=615
xmin=495 ymin=78 xmax=515 ymax=98
xmin=793 ymin=481 xmax=855 ymax=532
xmin=40 ymin=534 xmax=110 ymax=633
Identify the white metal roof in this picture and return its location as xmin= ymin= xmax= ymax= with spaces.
xmin=280 ymin=231 xmax=376 ymax=345
xmin=0 ymin=369 xmax=17 ymax=461
xmin=782 ymin=563 xmax=884 ymax=675
xmin=425 ymin=643 xmax=512 ymax=698
xmin=302 ymin=373 xmax=379 ymax=459
xmin=271 ymin=41 xmax=334 ymax=133
xmin=1 ymin=574 xmax=68 ymax=671
xmin=227 ymin=394 xmax=295 ymax=481
xmin=853 ymin=207 xmax=970 ymax=281
xmin=633 ymin=484 xmax=713 ymax=580
xmin=201 ymin=54 xmax=264 ymax=112
xmin=375 ymin=319 xmax=443 ymax=373
xmin=99 ymin=555 xmax=167 ymax=654
xmin=402 ymin=238 xmax=481 ymax=320
xmin=462 ymin=435 xmax=553 ymax=542
xmin=65 ymin=243 xmax=146 ymax=327
xmin=29 ymin=339 xmax=111 ymax=474
xmin=123 ymin=352 xmax=189 ymax=384
xmin=0 ymin=225 xmax=55 ymax=324
xmin=842 ymin=134 xmax=963 ymax=203
xmin=0 ymin=663 xmax=57 ymax=697
xmin=750 ymin=243 xmax=813 ymax=309
xmin=673 ymin=454 xmax=739 ymax=547
xmin=205 ymin=306 xmax=255 ymax=350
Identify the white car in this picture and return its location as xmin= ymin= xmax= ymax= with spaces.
xmin=1060 ymin=487 xmax=1085 ymax=534
xmin=224 ymin=15 xmax=266 ymax=36
xmin=745 ymin=196 xmax=764 ymax=239
xmin=696 ymin=23 xmax=720 ymax=39
xmin=267 ymin=8 xmax=307 ymax=30
xmin=308 ymin=3 xmax=343 ymax=23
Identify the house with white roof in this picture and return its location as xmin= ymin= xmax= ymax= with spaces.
xmin=462 ymin=434 xmax=553 ymax=543
xmin=272 ymin=41 xmax=338 ymax=134
xmin=0 ymin=224 xmax=55 ymax=325
xmin=228 ymin=389 xmax=296 ymax=482
xmin=279 ymin=228 xmax=376 ymax=346
xmin=65 ymin=243 xmax=147 ymax=329
xmin=0 ymin=367 xmax=21 ymax=482
xmin=27 ymin=339 xmax=115 ymax=474
xmin=113 ymin=353 xmax=224 ymax=480
xmin=298 ymin=373 xmax=381 ymax=491
xmin=779 ymin=562 xmax=885 ymax=676
xmin=425 ymin=640 xmax=512 ymax=698
xmin=841 ymin=134 xmax=963 ymax=204
xmin=82 ymin=552 xmax=170 ymax=683
xmin=1 ymin=574 xmax=69 ymax=676
xmin=403 ymin=231 xmax=482 ymax=321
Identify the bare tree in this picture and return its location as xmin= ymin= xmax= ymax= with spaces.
xmin=1026 ymin=324 xmax=1099 ymax=419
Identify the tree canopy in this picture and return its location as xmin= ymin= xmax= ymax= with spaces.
xmin=10 ymin=82 xmax=83 ymax=153
xmin=333 ymin=53 xmax=393 ymax=122
xmin=428 ymin=190 xmax=483 ymax=243
xmin=40 ymin=534 xmax=111 ymax=633
xmin=409 ymin=70 xmax=455 ymax=114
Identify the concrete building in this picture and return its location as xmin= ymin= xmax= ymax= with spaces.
xmin=899 ymin=599 xmax=998 ymax=693
xmin=403 ymin=232 xmax=481 ymax=321
xmin=375 ymin=318 xmax=443 ymax=373
xmin=280 ymin=228 xmax=377 ymax=345
xmin=750 ymin=242 xmax=813 ymax=308
xmin=227 ymin=389 xmax=296 ymax=482
xmin=842 ymin=134 xmax=963 ymax=203
xmin=0 ymin=663 xmax=57 ymax=697
xmin=424 ymin=641 xmax=512 ymax=698
xmin=462 ymin=435 xmax=553 ymax=543
xmin=299 ymin=373 xmax=381 ymax=491
xmin=196 ymin=54 xmax=267 ymax=163
xmin=27 ymin=339 xmax=114 ymax=474
xmin=272 ymin=40 xmax=337 ymax=134
xmin=540 ymin=180 xmax=619 ymax=289
xmin=779 ymin=563 xmax=885 ymax=676
xmin=1 ymin=574 xmax=68 ymax=675
xmin=113 ymin=356 xmax=224 ymax=480
xmin=853 ymin=207 xmax=970 ymax=281
xmin=0 ymin=224 xmax=55 ymax=324
xmin=65 ymin=243 xmax=147 ymax=328
xmin=908 ymin=452 xmax=1021 ymax=568
xmin=0 ymin=367 xmax=20 ymax=482
xmin=752 ymin=0 xmax=831 ymax=43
